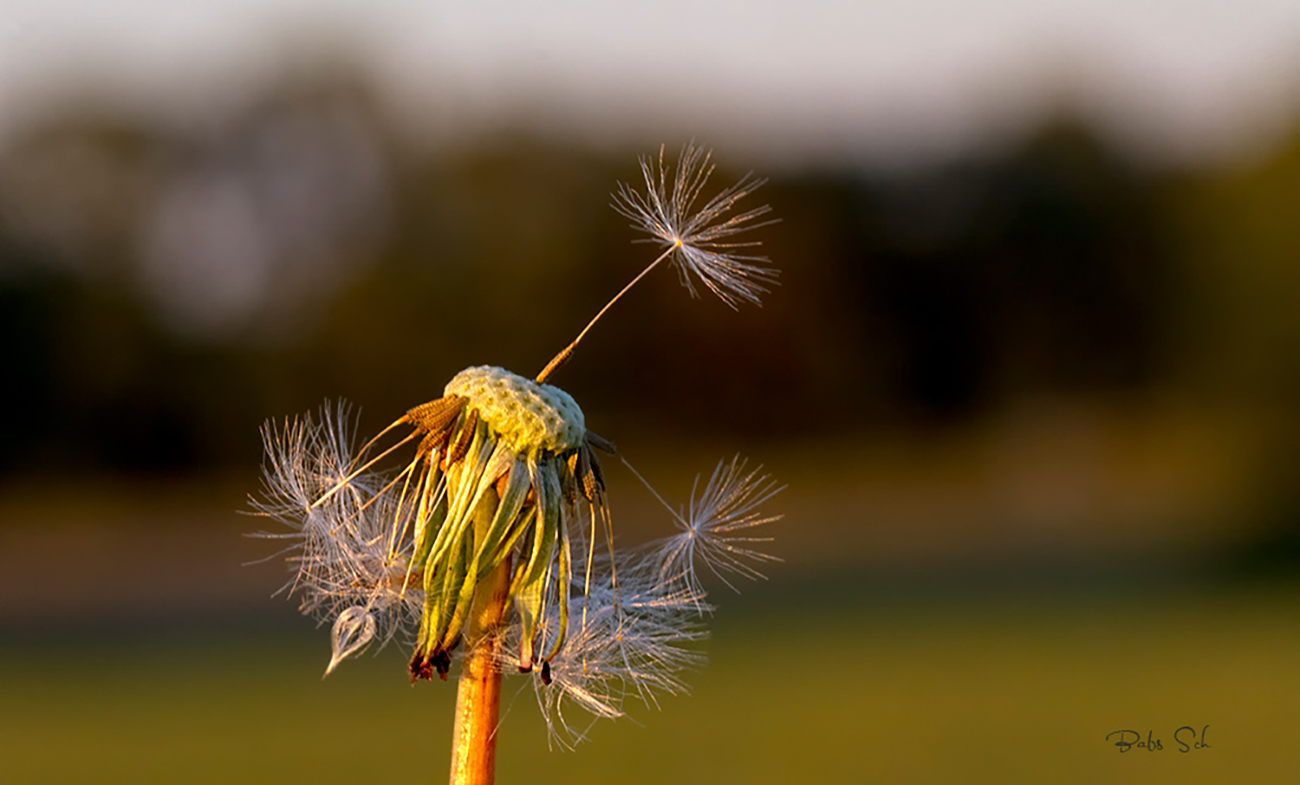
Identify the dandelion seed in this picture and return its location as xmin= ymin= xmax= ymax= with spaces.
xmin=536 ymin=143 xmax=777 ymax=384
xmin=656 ymin=457 xmax=785 ymax=596
xmin=327 ymin=606 xmax=377 ymax=676
xmin=612 ymin=142 xmax=778 ymax=309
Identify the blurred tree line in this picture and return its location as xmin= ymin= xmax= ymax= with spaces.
xmin=0 ymin=69 xmax=1296 ymax=501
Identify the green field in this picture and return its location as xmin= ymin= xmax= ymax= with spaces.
xmin=4 ymin=585 xmax=1300 ymax=784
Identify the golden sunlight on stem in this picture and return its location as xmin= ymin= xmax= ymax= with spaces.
xmin=535 ymin=244 xmax=677 ymax=384
xmin=450 ymin=489 xmax=510 ymax=785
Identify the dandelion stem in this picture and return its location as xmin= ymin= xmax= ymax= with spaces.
xmin=449 ymin=488 xmax=509 ymax=785
xmin=535 ymin=244 xmax=677 ymax=384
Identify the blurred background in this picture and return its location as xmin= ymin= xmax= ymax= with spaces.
xmin=2 ymin=1 xmax=1300 ymax=782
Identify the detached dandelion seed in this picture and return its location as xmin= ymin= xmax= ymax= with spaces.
xmin=537 ymin=142 xmax=777 ymax=383
xmin=613 ymin=142 xmax=779 ymax=309
xmin=249 ymin=144 xmax=784 ymax=783
xmin=655 ymin=457 xmax=785 ymax=597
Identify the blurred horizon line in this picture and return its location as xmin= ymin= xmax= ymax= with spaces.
xmin=2 ymin=9 xmax=1300 ymax=172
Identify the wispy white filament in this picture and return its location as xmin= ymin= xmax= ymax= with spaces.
xmin=612 ymin=142 xmax=778 ymax=309
xmin=327 ymin=606 xmax=378 ymax=676
xmin=656 ymin=457 xmax=785 ymax=596
xmin=248 ymin=403 xmax=420 ymax=659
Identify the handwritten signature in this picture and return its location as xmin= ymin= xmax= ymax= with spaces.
xmin=1106 ymin=726 xmax=1211 ymax=753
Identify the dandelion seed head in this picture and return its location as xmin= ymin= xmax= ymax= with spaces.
xmin=612 ymin=142 xmax=778 ymax=309
xmin=251 ymin=401 xmax=781 ymax=734
xmin=445 ymin=365 xmax=585 ymax=453
xmin=248 ymin=148 xmax=785 ymax=745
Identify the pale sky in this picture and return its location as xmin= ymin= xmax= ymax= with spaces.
xmin=2 ymin=0 xmax=1300 ymax=166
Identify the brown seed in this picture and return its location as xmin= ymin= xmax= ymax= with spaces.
xmin=586 ymin=446 xmax=605 ymax=495
xmin=586 ymin=431 xmax=617 ymax=455
xmin=417 ymin=429 xmax=451 ymax=464
xmin=577 ymin=447 xmax=600 ymax=502
xmin=405 ymin=395 xmax=466 ymax=434
xmin=443 ymin=408 xmax=478 ymax=469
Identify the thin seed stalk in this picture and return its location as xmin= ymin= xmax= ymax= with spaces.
xmin=450 ymin=489 xmax=511 ymax=785
xmin=535 ymin=244 xmax=676 ymax=383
